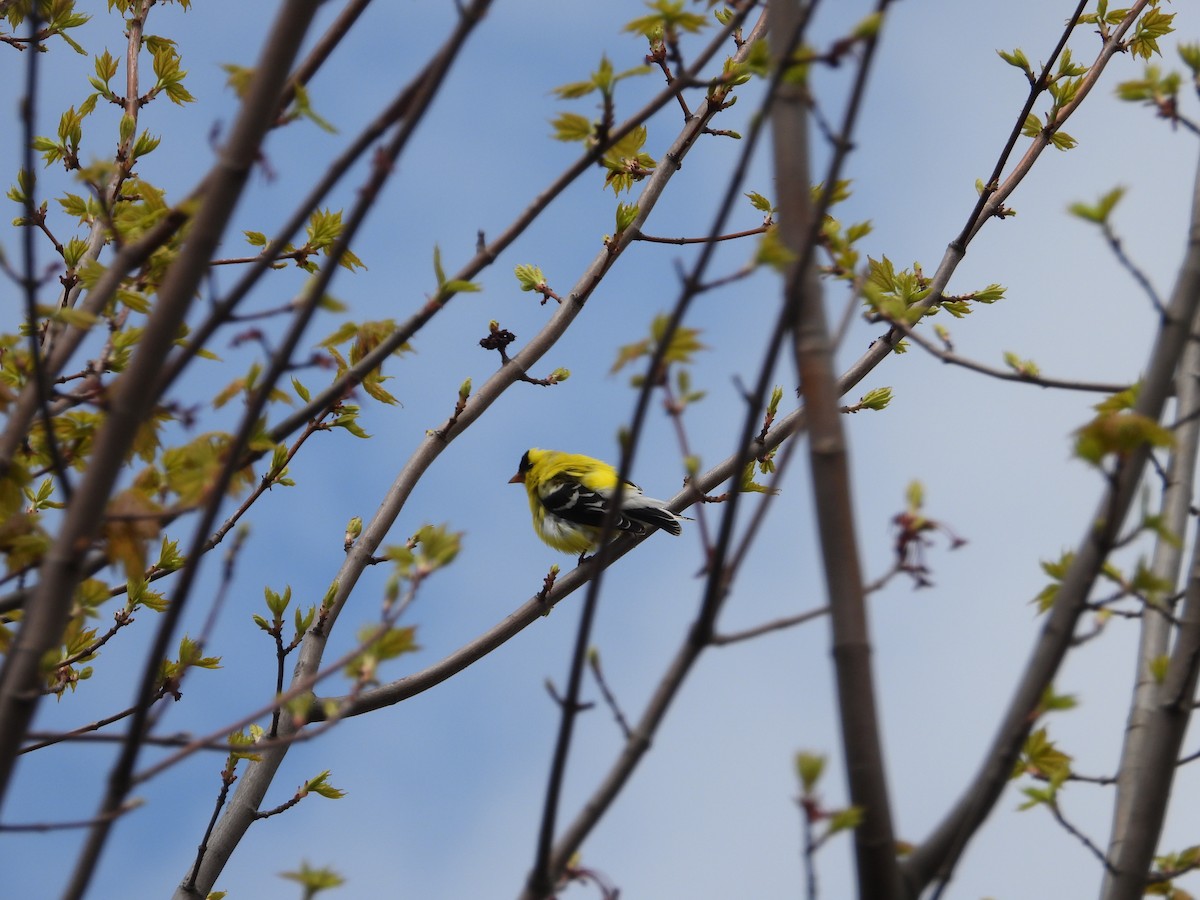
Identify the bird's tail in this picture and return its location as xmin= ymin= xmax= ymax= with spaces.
xmin=623 ymin=496 xmax=684 ymax=536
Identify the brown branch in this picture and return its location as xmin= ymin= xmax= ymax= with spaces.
xmin=907 ymin=145 xmax=1200 ymax=898
xmin=259 ymin=9 xmax=756 ymax=448
xmin=525 ymin=10 xmax=767 ymax=896
xmin=253 ymin=793 xmax=303 ymax=820
xmin=634 ymin=224 xmax=768 ymax=244
xmin=587 ymin=652 xmax=633 ymax=741
xmin=1048 ymin=796 xmax=1117 ymax=875
xmin=19 ymin=5 xmax=74 ymax=506
xmin=711 ymin=607 xmax=829 ymax=646
xmin=1101 ymin=220 xmax=1166 ymax=315
xmin=958 ymin=0 xmax=1150 ymax=247
xmin=209 ymin=249 xmax=309 ymax=267
xmin=19 ymin=690 xmax=167 ymax=755
xmin=22 ymin=727 xmax=216 ymax=752
xmin=0 ymin=800 xmax=141 ymax=833
xmin=1102 ymin=272 xmax=1200 ymax=898
xmin=183 ymin=761 xmax=237 ymax=896
xmin=39 ymin=7 xmax=327 ymax=897
xmin=0 ymin=208 xmax=190 ymax=475
xmin=277 ymin=0 xmax=374 ymax=115
xmin=898 ymin=320 xmax=1133 ymax=394
xmin=53 ymin=609 xmax=132 ymax=672
xmin=772 ymin=0 xmax=901 ymax=892
xmin=661 ymin=379 xmax=714 ymax=551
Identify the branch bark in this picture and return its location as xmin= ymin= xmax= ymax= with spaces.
xmin=0 ymin=2 xmax=323 ymax=895
xmin=903 ymin=146 xmax=1200 ymax=897
xmin=173 ymin=9 xmax=763 ymax=899
xmin=1100 ymin=148 xmax=1200 ymax=900
xmin=770 ymin=1 xmax=901 ymax=896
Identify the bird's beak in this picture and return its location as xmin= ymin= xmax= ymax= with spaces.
xmin=508 ymin=471 xmax=524 ymax=484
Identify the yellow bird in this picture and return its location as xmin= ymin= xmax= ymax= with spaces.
xmin=509 ymin=448 xmax=684 ymax=556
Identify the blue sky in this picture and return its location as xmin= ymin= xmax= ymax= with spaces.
xmin=3 ymin=1 xmax=1199 ymax=898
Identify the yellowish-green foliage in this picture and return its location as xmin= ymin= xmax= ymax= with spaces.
xmin=0 ymin=0 xmax=388 ymax=698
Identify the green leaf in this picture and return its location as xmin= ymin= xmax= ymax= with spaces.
xmin=62 ymin=237 xmax=90 ymax=268
xmin=1014 ymin=727 xmax=1072 ymax=785
xmin=794 ymin=751 xmax=825 ymax=793
xmin=514 ymin=263 xmax=546 ymax=291
xmin=1180 ymin=42 xmax=1200 ymax=76
xmin=624 ymin=0 xmax=709 ymax=38
xmin=1068 ymin=187 xmax=1125 ymax=225
xmin=1074 ymin=411 xmax=1173 ymax=467
xmin=550 ymin=111 xmax=593 ymax=143
xmin=754 ymin=227 xmax=796 ymax=272
xmin=132 ymin=130 xmax=161 ymax=159
xmin=58 ymin=192 xmax=93 ymax=220
xmin=971 ymin=283 xmax=1005 ymax=303
xmin=264 ymin=585 xmax=291 ymax=616
xmin=1048 ymin=129 xmax=1077 ymax=151
xmin=553 ymin=78 xmax=597 ymax=100
xmin=745 ymin=191 xmax=774 ymax=214
xmin=852 ymin=11 xmax=882 ymax=39
xmin=221 ymin=63 xmax=254 ymax=99
xmin=845 ymin=220 xmax=872 ymax=244
xmin=1002 ymin=351 xmax=1040 ymax=378
xmin=94 ymin=49 xmax=118 ymax=82
xmin=443 ymin=279 xmax=481 ymax=294
xmin=827 ymin=806 xmax=863 ymax=834
xmin=615 ymin=202 xmax=639 ymax=232
xmin=905 ymin=480 xmax=924 ymax=513
xmin=1017 ymin=785 xmax=1055 ymax=811
xmin=304 ymin=769 xmax=346 ymax=800
xmin=611 ymin=313 xmax=706 ymax=377
xmin=432 ymin=244 xmax=447 ymax=287
xmin=739 ymin=459 xmax=779 ymax=495
xmin=155 ymin=537 xmax=184 ymax=573
xmin=177 ymin=634 xmax=221 ymax=670
xmin=997 ymin=47 xmax=1032 ymax=76
xmin=858 ymin=386 xmax=892 ymax=411
xmin=766 ymin=385 xmax=783 ymax=418
xmin=1128 ymin=8 xmax=1175 ymax=61
xmin=1038 ymin=685 xmax=1077 ymax=714
xmin=290 ymin=82 xmax=337 ymax=134
xmin=338 ymin=248 xmax=366 ymax=271
xmin=306 ymin=208 xmax=341 ymax=250
xmin=279 ymin=862 xmax=345 ymax=892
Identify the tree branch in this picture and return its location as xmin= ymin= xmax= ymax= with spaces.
xmin=1102 ymin=157 xmax=1200 ymax=897
xmin=905 ymin=144 xmax=1200 ymax=897
xmin=20 ymin=5 xmax=327 ymax=896
xmin=771 ymin=0 xmax=901 ymax=895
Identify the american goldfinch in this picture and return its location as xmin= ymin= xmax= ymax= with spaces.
xmin=509 ymin=448 xmax=683 ymax=556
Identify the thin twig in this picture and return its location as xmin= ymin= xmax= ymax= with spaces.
xmin=526 ymin=9 xmax=769 ymax=895
xmin=588 ymin=653 xmax=633 ymax=741
xmin=19 ymin=5 xmax=73 ymax=504
xmin=49 ymin=7 xmax=328 ymax=897
xmin=897 ymin=321 xmax=1132 ymax=394
xmin=634 ymin=224 xmax=768 ymax=245
xmin=711 ymin=606 xmax=829 ymax=645
xmin=1102 ymin=220 xmax=1166 ymax=315
xmin=1048 ymin=798 xmax=1118 ymax=875
xmin=0 ymin=801 xmax=141 ymax=833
